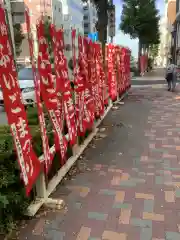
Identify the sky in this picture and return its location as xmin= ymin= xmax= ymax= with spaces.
xmin=113 ymin=0 xmax=166 ymax=57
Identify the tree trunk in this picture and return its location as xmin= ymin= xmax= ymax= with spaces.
xmin=95 ymin=0 xmax=108 ymax=65
xmin=97 ymin=22 xmax=107 ymax=64
xmin=98 ymin=24 xmax=107 ymax=44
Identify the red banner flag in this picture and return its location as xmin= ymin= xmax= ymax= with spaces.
xmin=36 ymin=19 xmax=67 ymax=163
xmin=25 ymin=9 xmax=52 ymax=173
xmin=115 ymin=46 xmax=121 ymax=95
xmin=71 ymin=29 xmax=77 ymax=81
xmin=140 ymin=55 xmax=146 ymax=76
xmin=82 ymin=37 xmax=95 ymax=126
xmin=107 ymin=44 xmax=117 ymax=101
xmin=50 ymin=25 xmax=77 ymax=145
xmin=88 ymin=41 xmax=102 ymax=117
xmin=94 ymin=43 xmax=105 ymax=116
xmin=120 ymin=47 xmax=126 ymax=92
xmin=98 ymin=43 xmax=106 ymax=109
xmin=0 ymin=5 xmax=41 ymax=195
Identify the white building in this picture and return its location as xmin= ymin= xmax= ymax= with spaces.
xmin=58 ymin=0 xmax=84 ymax=79
xmin=52 ymin=0 xmax=63 ymax=28
xmin=157 ymin=15 xmax=169 ymax=67
xmin=18 ymin=0 xmax=84 ymax=76
xmin=61 ymin=0 xmax=84 ymax=34
xmin=157 ymin=0 xmax=176 ymax=67
xmin=83 ymin=1 xmax=97 ymax=36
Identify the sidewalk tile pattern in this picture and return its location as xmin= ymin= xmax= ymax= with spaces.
xmin=18 ymin=87 xmax=180 ymax=239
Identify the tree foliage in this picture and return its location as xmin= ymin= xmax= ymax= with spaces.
xmin=93 ymin=0 xmax=110 ymax=44
xmin=149 ymin=44 xmax=159 ymax=59
xmin=120 ymin=0 xmax=160 ymax=46
xmin=94 ymin=0 xmax=109 ymax=28
xmin=13 ymin=24 xmax=25 ymax=57
xmin=43 ymin=16 xmax=54 ymax=63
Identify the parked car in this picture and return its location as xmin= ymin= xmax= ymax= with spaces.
xmin=17 ymin=63 xmax=25 ymax=71
xmin=0 ymin=67 xmax=35 ymax=107
xmin=0 ymin=67 xmax=56 ymax=108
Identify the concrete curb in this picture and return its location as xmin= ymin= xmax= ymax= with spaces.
xmin=131 ymin=83 xmax=179 ymax=89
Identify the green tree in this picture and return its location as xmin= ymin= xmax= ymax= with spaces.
xmin=43 ymin=16 xmax=54 ymax=64
xmin=93 ymin=0 xmax=108 ymax=45
xmin=13 ymin=24 xmax=25 ymax=57
xmin=82 ymin=0 xmax=114 ymax=61
xmin=91 ymin=0 xmax=110 ymax=62
xmin=120 ymin=0 xmax=160 ymax=70
xmin=149 ymin=44 xmax=159 ymax=60
xmin=83 ymin=0 xmax=110 ymax=44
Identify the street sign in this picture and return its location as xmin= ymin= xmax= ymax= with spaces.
xmin=108 ymin=4 xmax=115 ymax=37
xmin=88 ymin=32 xmax=98 ymax=42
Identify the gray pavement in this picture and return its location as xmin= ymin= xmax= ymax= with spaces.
xmin=131 ymin=79 xmax=166 ymax=85
xmin=143 ymin=67 xmax=165 ymax=77
xmin=0 ymin=107 xmax=7 ymax=125
xmin=18 ymin=85 xmax=180 ymax=240
xmin=131 ymin=67 xmax=176 ymax=86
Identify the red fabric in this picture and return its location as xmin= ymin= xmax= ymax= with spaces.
xmin=0 ymin=5 xmax=41 ymax=195
xmin=36 ymin=19 xmax=67 ymax=164
xmin=51 ymin=25 xmax=77 ymax=146
xmin=25 ymin=9 xmax=52 ymax=174
xmin=72 ymin=30 xmax=95 ymax=135
xmin=94 ymin=43 xmax=105 ymax=116
xmin=83 ymin=37 xmax=95 ymax=124
xmin=107 ymin=44 xmax=117 ymax=101
xmin=140 ymin=55 xmax=146 ymax=75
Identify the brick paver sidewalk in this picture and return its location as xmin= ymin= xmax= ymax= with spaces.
xmin=19 ymin=86 xmax=180 ymax=240
xmin=144 ymin=68 xmax=165 ymax=78
xmin=133 ymin=68 xmax=165 ymax=81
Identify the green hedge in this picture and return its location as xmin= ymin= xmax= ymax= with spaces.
xmin=0 ymin=108 xmax=47 ymax=234
xmin=0 ymin=125 xmax=30 ymax=234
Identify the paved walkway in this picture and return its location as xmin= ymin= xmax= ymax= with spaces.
xmin=132 ymin=68 xmax=179 ymax=86
xmin=132 ymin=68 xmax=166 ymax=85
xmin=143 ymin=68 xmax=166 ymax=78
xmin=19 ymin=85 xmax=180 ymax=240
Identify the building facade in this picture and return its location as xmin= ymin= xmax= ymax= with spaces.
xmin=18 ymin=0 xmax=83 ymax=64
xmin=62 ymin=0 xmax=84 ymax=34
xmin=173 ymin=0 xmax=180 ymax=65
xmin=52 ymin=0 xmax=63 ymax=28
xmin=157 ymin=0 xmax=176 ymax=67
xmin=61 ymin=0 xmax=84 ymax=79
xmin=157 ymin=16 xmax=168 ymax=67
xmin=22 ymin=0 xmax=52 ymax=32
xmin=18 ymin=0 xmax=52 ymax=62
xmin=83 ymin=1 xmax=97 ymax=36
xmin=166 ymin=0 xmax=176 ymax=64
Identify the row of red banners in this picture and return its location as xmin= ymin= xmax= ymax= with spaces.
xmin=140 ymin=55 xmax=148 ymax=75
xmin=0 ymin=5 xmax=131 ymax=195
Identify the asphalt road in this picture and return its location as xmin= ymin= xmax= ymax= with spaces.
xmin=0 ymin=107 xmax=7 ymax=125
